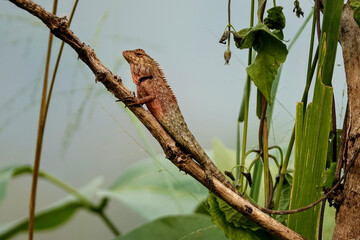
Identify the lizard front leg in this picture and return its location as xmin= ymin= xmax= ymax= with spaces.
xmin=129 ymin=95 xmax=155 ymax=106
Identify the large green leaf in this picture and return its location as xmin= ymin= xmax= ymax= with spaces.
xmin=207 ymin=193 xmax=275 ymax=240
xmin=320 ymin=0 xmax=343 ymax=86
xmin=264 ymin=6 xmax=286 ymax=30
xmin=287 ymin=2 xmax=340 ymax=236
xmin=101 ymin=158 xmax=208 ymax=220
xmin=0 ymin=177 xmax=103 ymax=239
xmin=288 ymin=82 xmax=333 ymax=238
xmin=113 ymin=214 xmax=226 ymax=240
xmin=235 ymin=23 xmax=288 ymax=102
xmin=212 ymin=138 xmax=236 ymax=173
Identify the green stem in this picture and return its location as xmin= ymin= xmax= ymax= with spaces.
xmin=238 ymin=0 xmax=255 ymax=190
xmin=236 ymin=121 xmax=241 ymax=181
xmin=273 ymin=12 xmax=319 ymax=210
xmin=227 ymin=0 xmax=231 ymax=51
xmin=97 ymin=211 xmax=121 ymax=236
xmin=268 ymin=146 xmax=283 ymax=167
xmin=247 ymin=154 xmax=261 ymax=174
xmin=239 ymin=75 xmax=251 ymax=190
xmin=260 ymin=97 xmax=270 ymax=208
xmin=268 ymin=154 xmax=280 ymax=169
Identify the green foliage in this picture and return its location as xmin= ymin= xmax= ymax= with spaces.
xmin=287 ymin=0 xmax=342 ymax=235
xmin=273 ymin=173 xmax=292 ymax=225
xmin=194 ymin=200 xmax=210 ymax=216
xmin=264 ymin=6 xmax=286 ymax=30
xmin=0 ymin=202 xmax=82 ymax=239
xmin=350 ymin=0 xmax=360 ymax=27
xmin=288 ymin=79 xmax=333 ymax=239
xmin=207 ymin=193 xmax=275 ymax=240
xmin=113 ymin=214 xmax=227 ymax=240
xmin=0 ymin=177 xmax=103 ymax=239
xmin=323 ymin=162 xmax=337 ymax=189
xmin=326 ymin=129 xmax=342 ymax=168
xmin=234 ymin=23 xmax=288 ymax=103
xmin=249 ymin=161 xmax=262 ymax=202
xmin=212 ymin=139 xmax=236 ymax=173
xmin=320 ymin=0 xmax=343 ymax=86
xmin=100 ymin=158 xmax=208 ymax=221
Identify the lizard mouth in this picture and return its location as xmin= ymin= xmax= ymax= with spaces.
xmin=122 ymin=51 xmax=132 ymax=63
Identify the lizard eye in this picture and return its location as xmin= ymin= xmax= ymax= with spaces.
xmin=134 ymin=49 xmax=145 ymax=56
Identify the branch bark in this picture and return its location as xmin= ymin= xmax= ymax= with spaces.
xmin=333 ymin=2 xmax=360 ymax=239
xmin=7 ymin=0 xmax=306 ymax=239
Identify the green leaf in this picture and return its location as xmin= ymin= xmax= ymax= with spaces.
xmin=207 ymin=193 xmax=275 ymax=240
xmin=273 ymin=173 xmax=292 ymax=225
xmin=235 ymin=23 xmax=288 ymax=102
xmin=264 ymin=6 xmax=286 ymax=30
xmin=267 ymin=10 xmax=313 ymax=123
xmin=319 ymin=0 xmax=343 ymax=86
xmin=322 ymin=204 xmax=336 ymax=239
xmin=194 ymin=199 xmax=210 ymax=216
xmin=288 ymin=46 xmax=333 ymax=239
xmin=113 ymin=214 xmax=227 ymax=240
xmin=249 ymin=160 xmax=263 ymax=202
xmin=0 ymin=202 xmax=82 ymax=240
xmin=0 ymin=177 xmax=103 ymax=239
xmin=351 ymin=0 xmax=360 ymax=9
xmin=326 ymin=129 xmax=342 ymax=168
xmin=323 ymin=162 xmax=337 ymax=189
xmin=272 ymin=29 xmax=284 ymax=40
xmin=101 ymin=158 xmax=208 ymax=221
xmin=353 ymin=7 xmax=360 ymax=28
xmin=350 ymin=0 xmax=360 ymax=25
xmin=212 ymin=138 xmax=236 ymax=173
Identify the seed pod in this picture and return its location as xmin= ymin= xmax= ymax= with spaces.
xmin=224 ymin=49 xmax=231 ymax=65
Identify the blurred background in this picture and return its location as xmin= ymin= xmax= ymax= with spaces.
xmin=0 ymin=0 xmax=346 ymax=239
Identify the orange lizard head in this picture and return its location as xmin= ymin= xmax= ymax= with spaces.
xmin=123 ymin=49 xmax=157 ymax=85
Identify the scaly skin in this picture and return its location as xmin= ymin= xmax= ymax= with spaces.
xmin=123 ymin=49 xmax=234 ymax=191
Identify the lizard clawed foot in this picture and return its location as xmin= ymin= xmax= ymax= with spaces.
xmin=119 ymin=93 xmax=142 ymax=108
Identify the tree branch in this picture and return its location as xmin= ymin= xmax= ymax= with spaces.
xmin=8 ymin=0 xmax=305 ymax=239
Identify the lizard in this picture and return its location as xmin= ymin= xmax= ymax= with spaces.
xmin=122 ymin=49 xmax=235 ymax=191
